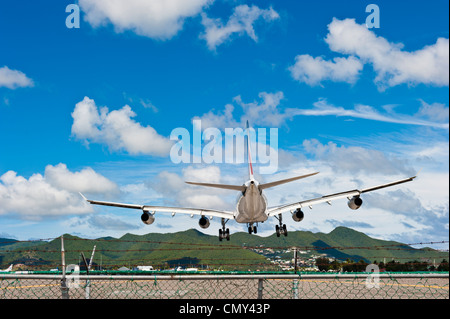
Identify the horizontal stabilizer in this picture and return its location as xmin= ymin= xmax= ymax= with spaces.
xmin=185 ymin=181 xmax=246 ymax=192
xmin=259 ymin=172 xmax=319 ymax=190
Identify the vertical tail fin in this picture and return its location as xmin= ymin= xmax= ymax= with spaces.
xmin=246 ymin=121 xmax=254 ymax=180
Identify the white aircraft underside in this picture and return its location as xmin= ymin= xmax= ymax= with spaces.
xmin=236 ymin=182 xmax=268 ymax=224
xmin=81 ymin=122 xmax=416 ymax=241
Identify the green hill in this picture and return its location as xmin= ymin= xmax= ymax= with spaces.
xmin=0 ymin=227 xmax=447 ymax=271
xmin=230 ymin=226 xmax=447 ymax=263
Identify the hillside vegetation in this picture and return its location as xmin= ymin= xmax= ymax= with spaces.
xmin=0 ymin=227 xmax=447 ymax=271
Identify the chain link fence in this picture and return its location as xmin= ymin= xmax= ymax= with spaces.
xmin=1 ymin=273 xmax=448 ymax=299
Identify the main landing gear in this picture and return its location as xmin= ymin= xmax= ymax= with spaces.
xmin=275 ymin=214 xmax=288 ymax=237
xmin=247 ymin=223 xmax=258 ymax=234
xmin=219 ymin=218 xmax=230 ymax=241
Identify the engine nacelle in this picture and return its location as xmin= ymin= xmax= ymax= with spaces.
xmin=348 ymin=196 xmax=363 ymax=210
xmin=292 ymin=208 xmax=304 ymax=222
xmin=141 ymin=212 xmax=155 ymax=225
xmin=198 ymin=216 xmax=210 ymax=229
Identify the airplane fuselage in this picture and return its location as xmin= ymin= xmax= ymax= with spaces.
xmin=235 ymin=180 xmax=268 ymax=224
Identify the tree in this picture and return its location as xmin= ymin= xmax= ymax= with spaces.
xmin=316 ymin=257 xmax=330 ymax=271
xmin=356 ymin=259 xmax=368 ymax=272
xmin=342 ymin=259 xmax=355 ymax=272
xmin=330 ymin=259 xmax=341 ymax=271
xmin=438 ymin=259 xmax=449 ymax=271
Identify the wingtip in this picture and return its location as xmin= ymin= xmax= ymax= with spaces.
xmin=414 ymin=169 xmax=422 ymax=179
xmin=79 ymin=192 xmax=88 ymax=201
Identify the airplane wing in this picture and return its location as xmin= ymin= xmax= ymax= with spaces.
xmin=267 ymin=175 xmax=417 ymax=216
xmin=80 ymin=193 xmax=235 ymax=220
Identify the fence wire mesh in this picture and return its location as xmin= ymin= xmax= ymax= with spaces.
xmin=1 ymin=273 xmax=448 ymax=299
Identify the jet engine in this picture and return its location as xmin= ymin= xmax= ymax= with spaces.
xmin=292 ymin=208 xmax=304 ymax=222
xmin=141 ymin=212 xmax=155 ymax=225
xmin=348 ymin=196 xmax=363 ymax=210
xmin=199 ymin=216 xmax=210 ymax=229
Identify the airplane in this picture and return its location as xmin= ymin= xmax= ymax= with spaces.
xmin=0 ymin=264 xmax=13 ymax=272
xmin=81 ymin=122 xmax=416 ymax=241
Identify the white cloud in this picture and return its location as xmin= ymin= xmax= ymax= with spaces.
xmin=79 ymin=0 xmax=212 ymax=39
xmin=0 ymin=66 xmax=34 ymax=89
xmin=194 ymin=91 xmax=290 ymax=128
xmin=324 ymin=18 xmax=449 ymax=89
xmin=200 ymin=4 xmax=279 ymax=50
xmin=71 ymin=97 xmax=173 ymax=156
xmin=81 ymin=214 xmax=141 ymax=231
xmin=44 ymin=163 xmax=118 ymax=194
xmin=415 ymin=100 xmax=449 ymax=123
xmin=288 ymin=98 xmax=449 ymax=129
xmin=194 ymin=103 xmax=239 ymax=129
xmin=289 ymin=18 xmax=449 ymax=89
xmin=302 ymin=138 xmax=414 ymax=176
xmin=149 ymin=166 xmax=233 ymax=210
xmin=235 ymin=91 xmax=287 ymax=127
xmin=79 ymin=1 xmax=280 ymax=49
xmin=363 ymin=189 xmax=449 ymax=243
xmin=0 ymin=164 xmax=118 ymax=220
xmin=288 ymin=55 xmax=363 ymax=86
xmin=194 ymin=92 xmax=449 ymax=134
xmin=262 ymin=141 xmax=448 ymax=244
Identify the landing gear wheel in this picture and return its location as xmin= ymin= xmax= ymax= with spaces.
xmin=247 ymin=223 xmax=258 ymax=235
xmin=219 ymin=218 xmax=230 ymax=241
xmin=275 ymin=214 xmax=288 ymax=237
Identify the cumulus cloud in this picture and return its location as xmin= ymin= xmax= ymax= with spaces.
xmin=302 ymin=138 xmax=414 ymax=176
xmin=194 ymin=103 xmax=238 ymax=130
xmin=0 ymin=164 xmax=118 ymax=220
xmin=415 ymin=100 xmax=449 ymax=123
xmin=0 ymin=66 xmax=34 ymax=89
xmin=44 ymin=163 xmax=118 ymax=194
xmin=194 ymin=91 xmax=290 ymax=129
xmin=71 ymin=97 xmax=173 ymax=156
xmin=324 ymin=18 xmax=449 ymax=89
xmin=149 ymin=166 xmax=233 ymax=210
xmin=86 ymin=215 xmax=140 ymax=231
xmin=363 ymin=189 xmax=449 ymax=243
xmin=288 ymin=55 xmax=363 ymax=86
xmin=79 ymin=0 xmax=212 ymax=39
xmin=289 ymin=18 xmax=449 ymax=89
xmin=200 ymin=4 xmax=279 ymax=50
xmin=78 ymin=1 xmax=281 ymax=50
xmin=236 ymin=92 xmax=287 ymax=127
xmin=261 ymin=140 xmax=447 ymax=244
xmin=63 ymin=214 xmax=141 ymax=233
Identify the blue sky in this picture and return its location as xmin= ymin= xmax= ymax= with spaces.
xmin=0 ymin=0 xmax=448 ymax=249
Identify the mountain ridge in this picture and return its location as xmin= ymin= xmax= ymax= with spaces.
xmin=0 ymin=226 xmax=447 ymax=271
